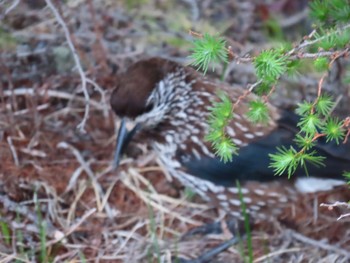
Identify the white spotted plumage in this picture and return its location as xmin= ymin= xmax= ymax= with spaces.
xmin=129 ymin=63 xmax=294 ymax=220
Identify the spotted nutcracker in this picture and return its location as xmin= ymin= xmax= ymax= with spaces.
xmin=110 ymin=57 xmax=350 ymax=220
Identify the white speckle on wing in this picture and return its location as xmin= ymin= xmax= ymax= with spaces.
xmin=177 ymin=111 xmax=187 ymax=119
xmin=254 ymin=189 xmax=266 ymax=196
xmin=217 ymin=194 xmax=228 ymax=201
xmin=220 ymin=201 xmax=229 ymax=208
xmin=191 ymin=136 xmax=200 ymax=143
xmin=229 ymin=199 xmax=241 ymax=206
xmin=191 ymin=128 xmax=200 ymax=134
xmin=227 ymin=187 xmax=249 ymax=194
xmin=232 ymin=138 xmax=243 ymax=145
xmin=244 ymin=133 xmax=255 ymax=139
xmin=228 ymin=188 xmax=239 ymax=194
xmin=235 ymin=122 xmax=249 ymax=132
xmin=207 ymin=183 xmax=225 ymax=194
xmin=250 ymin=205 xmax=261 ymax=211
xmin=241 ymin=188 xmax=249 ymax=194
xmin=165 ymin=134 xmax=173 ymax=143
xmin=191 ymin=149 xmax=201 ymax=160
xmin=229 ymin=211 xmax=242 ymax=218
xmin=226 ymin=126 xmax=236 ymax=137
xmin=279 ymin=197 xmax=288 ymax=203
xmin=233 ymin=113 xmax=242 ymax=120
xmin=268 ymin=192 xmax=281 ymax=197
xmin=201 ymin=145 xmax=215 ymax=158
xmin=257 ymin=201 xmax=266 ymax=206
xmin=198 ymin=183 xmax=208 ymax=192
xmin=243 ymin=197 xmax=252 ymax=203
xmin=255 ymin=131 xmax=265 ymax=137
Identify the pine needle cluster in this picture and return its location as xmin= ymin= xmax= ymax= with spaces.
xmin=190 ymin=33 xmax=228 ymax=74
xmin=189 ymin=0 xmax=350 ymax=180
xmin=205 ymin=92 xmax=238 ymax=163
xmin=269 ymin=95 xmax=345 ymax=178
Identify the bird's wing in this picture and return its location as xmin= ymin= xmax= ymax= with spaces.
xmin=179 ymin=112 xmax=350 ymax=187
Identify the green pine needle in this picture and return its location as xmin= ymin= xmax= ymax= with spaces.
xmin=314 ymin=57 xmax=329 ymax=72
xmin=335 ymin=28 xmax=350 ymax=48
xmin=205 ymin=128 xmax=224 ymax=142
xmin=254 ymin=49 xmax=287 ymax=82
xmin=294 ymin=134 xmax=316 ymax=150
xmin=256 ymin=81 xmax=273 ymax=95
xmin=205 ymin=92 xmax=238 ymax=162
xmin=296 ymin=101 xmax=313 ymax=116
xmin=315 ymin=30 xmax=338 ymax=50
xmin=299 ymin=151 xmax=326 ymax=171
xmin=297 ymin=114 xmax=322 ymax=135
xmin=246 ymin=100 xmax=269 ymax=123
xmin=323 ymin=117 xmax=345 ymax=144
xmin=330 ymin=0 xmax=350 ymax=23
xmin=269 ymin=147 xmax=325 ymax=178
xmin=316 ymin=94 xmax=334 ymax=116
xmin=269 ymin=146 xmax=298 ymax=177
xmin=286 ymin=60 xmax=301 ymax=76
xmin=309 ymin=0 xmax=350 ymax=26
xmin=309 ymin=0 xmax=330 ymax=23
xmin=208 ymin=116 xmax=226 ymax=129
xmin=343 ymin=171 xmax=350 ymax=185
xmin=213 ymin=137 xmax=238 ymax=163
xmin=190 ymin=33 xmax=228 ymax=74
xmin=0 ymin=215 xmax=10 ymax=245
xmin=210 ymin=93 xmax=233 ymax=118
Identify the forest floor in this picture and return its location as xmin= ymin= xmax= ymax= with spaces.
xmin=1 ymin=0 xmax=350 ymax=262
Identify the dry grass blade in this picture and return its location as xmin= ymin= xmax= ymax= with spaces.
xmin=45 ymin=208 xmax=96 ymax=247
xmin=288 ymin=229 xmax=350 ymax=258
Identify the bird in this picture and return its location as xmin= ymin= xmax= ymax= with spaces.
xmin=110 ymin=57 xmax=350 ymax=221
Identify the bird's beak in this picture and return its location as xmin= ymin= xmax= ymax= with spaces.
xmin=113 ymin=118 xmax=128 ymax=168
xmin=113 ymin=118 xmax=141 ymax=169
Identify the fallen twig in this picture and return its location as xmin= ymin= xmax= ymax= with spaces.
xmin=45 ymin=0 xmax=92 ymax=132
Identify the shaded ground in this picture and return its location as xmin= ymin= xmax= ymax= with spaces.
xmin=1 ymin=0 xmax=350 ymax=262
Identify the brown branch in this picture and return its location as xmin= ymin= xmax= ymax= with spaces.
xmin=287 ymin=23 xmax=350 ymax=56
xmin=344 ymin=128 xmax=350 ymax=144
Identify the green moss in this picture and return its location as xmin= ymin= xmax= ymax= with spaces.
xmin=0 ymin=27 xmax=17 ymax=50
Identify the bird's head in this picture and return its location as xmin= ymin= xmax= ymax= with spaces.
xmin=110 ymin=57 xmax=181 ymax=120
xmin=110 ymin=58 xmax=187 ymax=167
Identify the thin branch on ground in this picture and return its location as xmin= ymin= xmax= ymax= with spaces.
xmin=2 ymin=87 xmax=105 ymax=110
xmin=3 ymin=0 xmax=21 ymax=15
xmin=6 ymin=136 xmax=19 ymax=166
xmin=45 ymin=208 xmax=96 ymax=247
xmin=288 ymin=229 xmax=350 ymax=257
xmin=321 ymin=201 xmax=350 ymax=220
xmin=45 ymin=0 xmax=92 ymax=132
xmin=57 ymin=141 xmax=112 ymax=216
